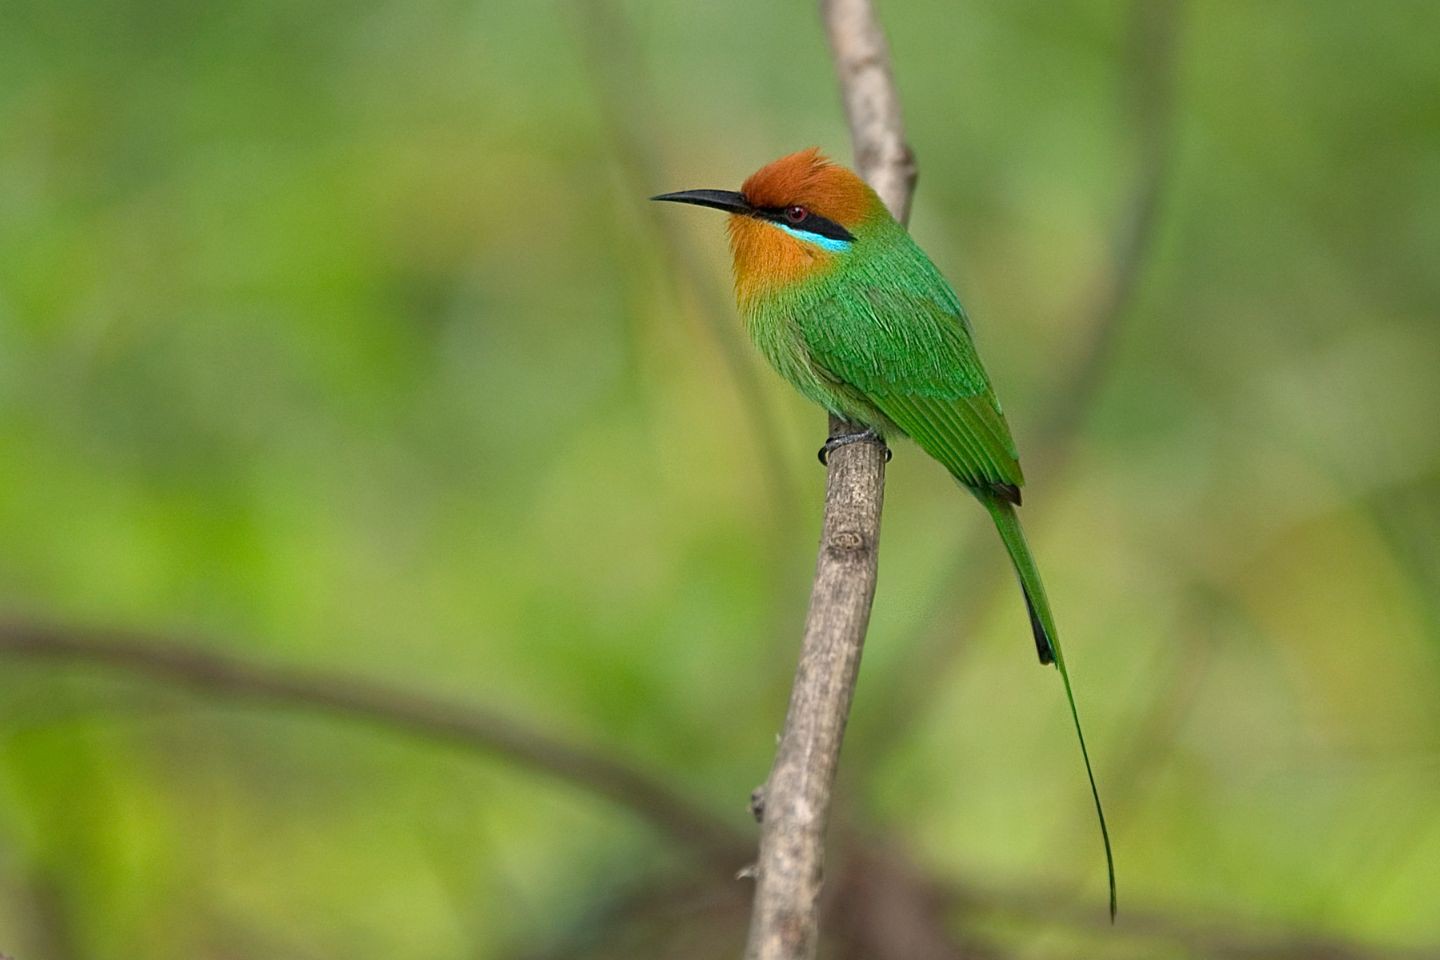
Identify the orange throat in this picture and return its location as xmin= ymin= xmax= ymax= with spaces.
xmin=726 ymin=215 xmax=838 ymax=309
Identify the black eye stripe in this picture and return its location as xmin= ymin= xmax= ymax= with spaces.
xmin=752 ymin=206 xmax=856 ymax=243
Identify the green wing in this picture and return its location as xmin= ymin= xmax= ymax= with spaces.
xmin=803 ymin=249 xmax=1024 ymax=496
xmin=803 ymin=237 xmax=1117 ymax=915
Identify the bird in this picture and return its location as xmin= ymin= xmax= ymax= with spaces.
xmin=653 ymin=147 xmax=1115 ymax=917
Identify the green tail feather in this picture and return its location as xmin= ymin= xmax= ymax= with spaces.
xmin=981 ymin=493 xmax=1117 ymax=920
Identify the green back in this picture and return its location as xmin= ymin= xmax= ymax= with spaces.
xmin=786 ymin=215 xmax=1025 ymax=493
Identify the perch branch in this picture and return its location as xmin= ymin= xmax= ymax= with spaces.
xmin=0 ymin=619 xmax=748 ymax=869
xmin=742 ymin=2 xmax=914 ymax=959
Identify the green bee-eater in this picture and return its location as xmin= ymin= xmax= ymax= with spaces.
xmin=654 ymin=148 xmax=1115 ymax=915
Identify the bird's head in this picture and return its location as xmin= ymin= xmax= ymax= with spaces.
xmin=652 ymin=148 xmax=883 ymax=306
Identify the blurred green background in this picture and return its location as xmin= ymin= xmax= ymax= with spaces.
xmin=2 ymin=0 xmax=1438 ymax=957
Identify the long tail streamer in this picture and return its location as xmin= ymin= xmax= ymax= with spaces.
xmin=982 ymin=494 xmax=1117 ymax=920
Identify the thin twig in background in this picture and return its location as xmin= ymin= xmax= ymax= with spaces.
xmin=1098 ymin=586 xmax=1222 ymax=825
xmin=741 ymin=2 xmax=913 ymax=959
xmin=1038 ymin=0 xmax=1184 ymax=446
xmin=0 ymin=620 xmax=748 ymax=870
xmin=570 ymin=0 xmax=815 ymax=685
xmin=570 ymin=0 xmax=800 ymax=524
xmin=851 ymin=0 xmax=1186 ymax=763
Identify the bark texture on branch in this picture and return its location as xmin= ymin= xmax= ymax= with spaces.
xmin=743 ymin=3 xmax=915 ymax=958
xmin=821 ymin=0 xmax=917 ymax=220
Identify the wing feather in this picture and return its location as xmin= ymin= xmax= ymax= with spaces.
xmin=802 ymin=244 xmax=1024 ymax=491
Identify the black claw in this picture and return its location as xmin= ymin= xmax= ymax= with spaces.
xmin=818 ymin=428 xmax=890 ymax=466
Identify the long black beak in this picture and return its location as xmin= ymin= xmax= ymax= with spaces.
xmin=650 ymin=189 xmax=752 ymax=214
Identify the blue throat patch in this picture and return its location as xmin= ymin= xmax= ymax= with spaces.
xmin=776 ymin=222 xmax=854 ymax=253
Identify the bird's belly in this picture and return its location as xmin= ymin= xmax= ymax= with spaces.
xmin=744 ymin=307 xmax=892 ymax=432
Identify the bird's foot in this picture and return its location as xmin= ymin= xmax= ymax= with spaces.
xmin=818 ymin=428 xmax=891 ymax=465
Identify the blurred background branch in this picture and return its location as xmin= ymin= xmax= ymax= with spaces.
xmin=3 ymin=618 xmax=1435 ymax=959
xmin=0 ymin=620 xmax=747 ymax=868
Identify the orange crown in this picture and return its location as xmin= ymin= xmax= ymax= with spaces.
xmin=740 ymin=148 xmax=873 ymax=227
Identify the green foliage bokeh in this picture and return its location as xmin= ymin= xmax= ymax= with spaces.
xmin=1 ymin=0 xmax=1438 ymax=956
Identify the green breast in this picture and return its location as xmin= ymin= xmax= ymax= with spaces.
xmin=741 ymin=259 xmax=892 ymax=429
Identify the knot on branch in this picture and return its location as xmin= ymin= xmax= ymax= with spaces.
xmin=825 ymin=528 xmax=872 ymax=561
xmin=777 ymin=910 xmax=811 ymax=955
xmin=893 ymin=142 xmax=917 ymax=182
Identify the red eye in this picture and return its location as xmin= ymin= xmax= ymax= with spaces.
xmin=784 ymin=205 xmax=808 ymax=224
